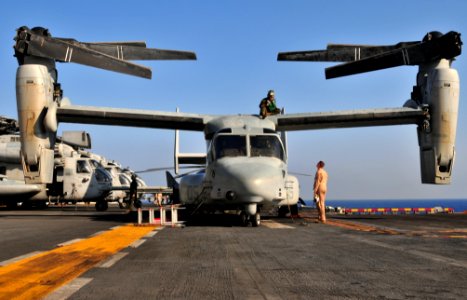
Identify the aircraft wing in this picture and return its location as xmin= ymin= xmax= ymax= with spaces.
xmin=57 ymin=105 xmax=426 ymax=132
xmin=57 ymin=105 xmax=215 ymax=131
xmin=269 ymin=107 xmax=427 ymax=131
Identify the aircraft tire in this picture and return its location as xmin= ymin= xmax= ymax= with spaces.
xmin=36 ymin=201 xmax=49 ymax=209
xmin=95 ymin=201 xmax=108 ymax=211
xmin=20 ymin=201 xmax=32 ymax=209
xmin=278 ymin=205 xmax=289 ymax=218
xmin=6 ymin=201 xmax=18 ymax=210
xmin=251 ymin=213 xmax=261 ymax=227
xmin=239 ymin=211 xmax=249 ymax=227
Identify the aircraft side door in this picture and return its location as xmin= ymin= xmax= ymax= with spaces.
xmin=63 ymin=157 xmax=92 ymax=200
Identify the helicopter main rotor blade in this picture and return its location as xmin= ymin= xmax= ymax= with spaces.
xmin=135 ymin=165 xmax=203 ymax=174
xmin=15 ymin=30 xmax=153 ymax=78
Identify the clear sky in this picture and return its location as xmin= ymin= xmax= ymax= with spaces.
xmin=1 ymin=0 xmax=466 ymax=200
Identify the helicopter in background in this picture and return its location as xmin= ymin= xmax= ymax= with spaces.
xmin=0 ymin=128 xmax=112 ymax=209
xmin=11 ymin=26 xmax=461 ymax=225
xmin=0 ymin=119 xmax=145 ymax=210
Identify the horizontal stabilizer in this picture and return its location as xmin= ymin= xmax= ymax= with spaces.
xmin=177 ymin=153 xmax=207 ymax=165
xmin=60 ymin=131 xmax=92 ymax=149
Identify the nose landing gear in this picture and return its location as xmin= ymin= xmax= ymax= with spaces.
xmin=239 ymin=204 xmax=261 ymax=227
xmin=251 ymin=212 xmax=261 ymax=227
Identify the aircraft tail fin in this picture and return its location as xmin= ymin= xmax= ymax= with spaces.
xmin=165 ymin=171 xmax=180 ymax=204
xmin=280 ymin=108 xmax=288 ymax=159
xmin=174 ymin=108 xmax=206 ymax=174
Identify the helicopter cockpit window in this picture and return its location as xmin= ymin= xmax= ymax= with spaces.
xmin=119 ymin=174 xmax=131 ymax=186
xmin=95 ymin=168 xmax=112 ymax=183
xmin=214 ymin=135 xmax=247 ymax=159
xmin=90 ymin=159 xmax=101 ymax=169
xmin=76 ymin=160 xmax=92 ymax=174
xmin=250 ymin=135 xmax=285 ymax=161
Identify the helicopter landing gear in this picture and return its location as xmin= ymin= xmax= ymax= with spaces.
xmin=239 ymin=204 xmax=260 ymax=227
xmin=95 ymin=200 xmax=108 ymax=211
xmin=239 ymin=211 xmax=249 ymax=226
xmin=251 ymin=212 xmax=261 ymax=227
xmin=6 ymin=201 xmax=19 ymax=210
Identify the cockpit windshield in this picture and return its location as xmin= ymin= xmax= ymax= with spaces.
xmin=250 ymin=135 xmax=285 ymax=161
xmin=214 ymin=135 xmax=246 ymax=159
xmin=212 ymin=134 xmax=285 ymax=161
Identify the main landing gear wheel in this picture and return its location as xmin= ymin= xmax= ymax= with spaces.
xmin=239 ymin=211 xmax=249 ymax=227
xmin=251 ymin=213 xmax=261 ymax=227
xmin=278 ymin=206 xmax=289 ymax=218
xmin=95 ymin=200 xmax=108 ymax=211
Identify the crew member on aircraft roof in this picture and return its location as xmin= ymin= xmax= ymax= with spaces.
xmin=259 ymin=90 xmax=281 ymax=119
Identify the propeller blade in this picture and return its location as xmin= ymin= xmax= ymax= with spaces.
xmin=278 ymin=31 xmax=462 ymax=79
xmin=17 ymin=32 xmax=152 ymax=78
xmin=277 ymin=42 xmax=419 ymax=62
xmin=58 ymin=39 xmax=148 ymax=47
xmin=325 ymin=42 xmax=420 ymax=61
xmin=325 ymin=31 xmax=462 ymax=79
xmin=84 ymin=45 xmax=196 ymax=60
xmin=14 ymin=27 xmax=198 ymax=79
xmin=135 ymin=165 xmax=203 ymax=174
xmin=278 ymin=49 xmax=347 ymax=62
xmin=57 ymin=39 xmax=196 ymax=60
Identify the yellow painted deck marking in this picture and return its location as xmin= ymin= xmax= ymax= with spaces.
xmin=0 ymin=224 xmax=157 ymax=300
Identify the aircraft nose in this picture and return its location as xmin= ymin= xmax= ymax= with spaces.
xmin=214 ymin=159 xmax=285 ymax=202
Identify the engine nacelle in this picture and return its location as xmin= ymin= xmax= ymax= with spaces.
xmin=417 ymin=60 xmax=459 ymax=184
xmin=16 ymin=65 xmax=57 ymax=183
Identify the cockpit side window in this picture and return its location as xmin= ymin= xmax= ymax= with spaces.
xmin=76 ymin=160 xmax=91 ymax=173
xmin=119 ymin=174 xmax=131 ymax=185
xmin=95 ymin=168 xmax=112 ymax=183
xmin=214 ymin=135 xmax=247 ymax=159
xmin=250 ymin=135 xmax=285 ymax=161
xmin=90 ymin=159 xmax=101 ymax=169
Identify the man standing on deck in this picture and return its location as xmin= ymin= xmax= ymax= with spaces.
xmin=313 ymin=161 xmax=328 ymax=223
xmin=129 ymin=174 xmax=139 ymax=208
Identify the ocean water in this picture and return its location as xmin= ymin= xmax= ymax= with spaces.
xmin=304 ymin=199 xmax=467 ymax=213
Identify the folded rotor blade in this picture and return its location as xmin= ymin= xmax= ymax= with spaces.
xmin=23 ymin=33 xmax=153 ymax=78
xmin=56 ymin=38 xmax=196 ymax=60
xmin=80 ymin=44 xmax=197 ymax=60
xmin=278 ymin=31 xmax=462 ymax=79
xmin=325 ymin=31 xmax=462 ymax=79
xmin=278 ymin=50 xmax=347 ymax=62
xmin=135 ymin=165 xmax=203 ymax=174
xmin=68 ymin=40 xmax=147 ymax=47
xmin=277 ymin=42 xmax=418 ymax=62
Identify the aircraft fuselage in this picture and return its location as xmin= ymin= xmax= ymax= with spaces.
xmin=178 ymin=117 xmax=299 ymax=216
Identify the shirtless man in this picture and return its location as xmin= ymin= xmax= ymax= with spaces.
xmin=313 ymin=161 xmax=328 ymax=223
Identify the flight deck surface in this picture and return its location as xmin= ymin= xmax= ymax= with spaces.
xmin=0 ymin=206 xmax=465 ymax=299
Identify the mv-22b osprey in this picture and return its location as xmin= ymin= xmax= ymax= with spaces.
xmin=11 ymin=26 xmax=461 ymax=226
